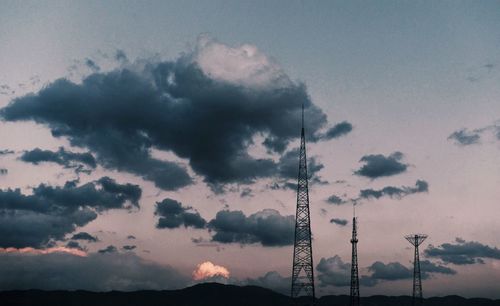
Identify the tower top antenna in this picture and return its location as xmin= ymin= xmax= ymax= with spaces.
xmin=405 ymin=234 xmax=428 ymax=247
xmin=301 ymin=103 xmax=305 ymax=131
xmin=405 ymin=234 xmax=428 ymax=305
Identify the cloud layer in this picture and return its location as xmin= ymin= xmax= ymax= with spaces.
xmin=425 ymin=238 xmax=500 ymax=265
xmin=1 ymin=39 xmax=348 ymax=190
xmin=354 ymin=152 xmax=408 ymax=179
xmin=20 ymin=147 xmax=96 ymax=174
xmin=208 ymin=209 xmax=294 ymax=246
xmin=316 ymin=255 xmax=455 ymax=288
xmin=0 ymin=251 xmax=186 ymax=291
xmin=155 ymin=198 xmax=206 ymax=229
xmin=327 ymin=180 xmax=429 ymax=205
xmin=0 ymin=177 xmax=141 ymax=248
xmin=359 ymin=180 xmax=428 ymax=200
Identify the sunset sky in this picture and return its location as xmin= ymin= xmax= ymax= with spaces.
xmin=1 ymin=0 xmax=500 ymax=298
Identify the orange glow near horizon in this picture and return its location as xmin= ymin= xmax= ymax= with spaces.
xmin=0 ymin=246 xmax=87 ymax=257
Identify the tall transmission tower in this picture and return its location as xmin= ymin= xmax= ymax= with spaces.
xmin=291 ymin=105 xmax=315 ymax=305
xmin=350 ymin=205 xmax=360 ymax=306
xmin=405 ymin=234 xmax=428 ymax=306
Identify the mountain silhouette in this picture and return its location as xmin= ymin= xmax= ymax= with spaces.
xmin=1 ymin=283 xmax=499 ymax=306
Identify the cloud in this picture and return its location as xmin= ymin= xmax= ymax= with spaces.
xmin=208 ymin=209 xmax=294 ymax=246
xmin=240 ymin=187 xmax=253 ymax=198
xmin=0 ymin=251 xmax=187 ymax=291
xmin=424 ymin=238 xmax=500 ymax=265
xmin=127 ymin=235 xmax=136 ymax=240
xmin=0 ymin=85 xmax=15 ymax=95
xmin=354 ymin=152 xmax=408 ymax=179
xmin=0 ymin=177 xmax=141 ymax=248
xmin=20 ymin=147 xmax=97 ymax=174
xmin=316 ymin=121 xmax=353 ymax=140
xmin=0 ymin=149 xmax=14 ymax=155
xmin=420 ymin=260 xmax=456 ymax=276
xmin=0 ymin=38 xmax=344 ymax=190
xmin=316 ymin=255 xmax=351 ymax=287
xmin=316 ymin=255 xmax=455 ymax=288
xmin=122 ymin=245 xmax=136 ymax=251
xmin=84 ymin=58 xmax=100 ymax=72
xmin=330 ymin=180 xmax=429 ymax=206
xmin=66 ymin=241 xmax=86 ymax=251
xmin=275 ymin=147 xmax=324 ymax=181
xmin=244 ymin=271 xmax=290 ymax=295
xmin=155 ymin=198 xmax=206 ymax=229
xmin=330 ymin=218 xmax=348 ymax=226
xmin=448 ymin=129 xmax=481 ymax=146
xmin=326 ymin=195 xmax=345 ymax=205
xmin=359 ymin=180 xmax=428 ymax=200
xmin=448 ymin=122 xmax=500 ymax=147
xmin=0 ymin=246 xmax=86 ymax=257
xmin=192 ymin=261 xmax=230 ymax=281
xmin=0 ymin=169 xmax=7 ymax=175
xmin=71 ymin=232 xmax=98 ymax=242
xmin=115 ymin=50 xmax=128 ymax=63
xmin=367 ymin=261 xmax=411 ymax=280
xmin=98 ymin=245 xmax=117 ymax=254
xmin=366 ymin=260 xmax=455 ymax=282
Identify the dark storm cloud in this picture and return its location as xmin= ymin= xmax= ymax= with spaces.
xmin=0 ymin=44 xmax=344 ymax=189
xmin=316 ymin=255 xmax=454 ymax=288
xmin=330 ymin=218 xmax=348 ymax=226
xmin=0 ymin=177 xmax=141 ymax=248
xmin=122 ymin=245 xmax=136 ymax=251
xmin=354 ymin=152 xmax=408 ymax=179
xmin=71 ymin=232 xmax=98 ymax=242
xmin=155 ymin=198 xmax=206 ymax=229
xmin=208 ymin=209 xmax=294 ymax=246
xmin=0 ymin=149 xmax=14 ymax=155
xmin=20 ymin=147 xmax=97 ymax=173
xmin=424 ymin=238 xmax=500 ymax=265
xmin=316 ymin=121 xmax=353 ymax=140
xmin=127 ymin=235 xmax=136 ymax=240
xmin=0 ymin=252 xmax=187 ymax=291
xmin=359 ymin=180 xmax=428 ymax=200
xmin=448 ymin=129 xmax=481 ymax=146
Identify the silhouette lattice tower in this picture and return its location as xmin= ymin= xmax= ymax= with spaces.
xmin=291 ymin=106 xmax=315 ymax=305
xmin=405 ymin=234 xmax=428 ymax=306
xmin=350 ymin=214 xmax=360 ymax=306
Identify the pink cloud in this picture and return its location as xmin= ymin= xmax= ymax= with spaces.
xmin=0 ymin=247 xmax=87 ymax=257
xmin=192 ymin=261 xmax=230 ymax=280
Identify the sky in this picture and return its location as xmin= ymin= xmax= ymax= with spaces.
xmin=1 ymin=0 xmax=500 ymax=298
